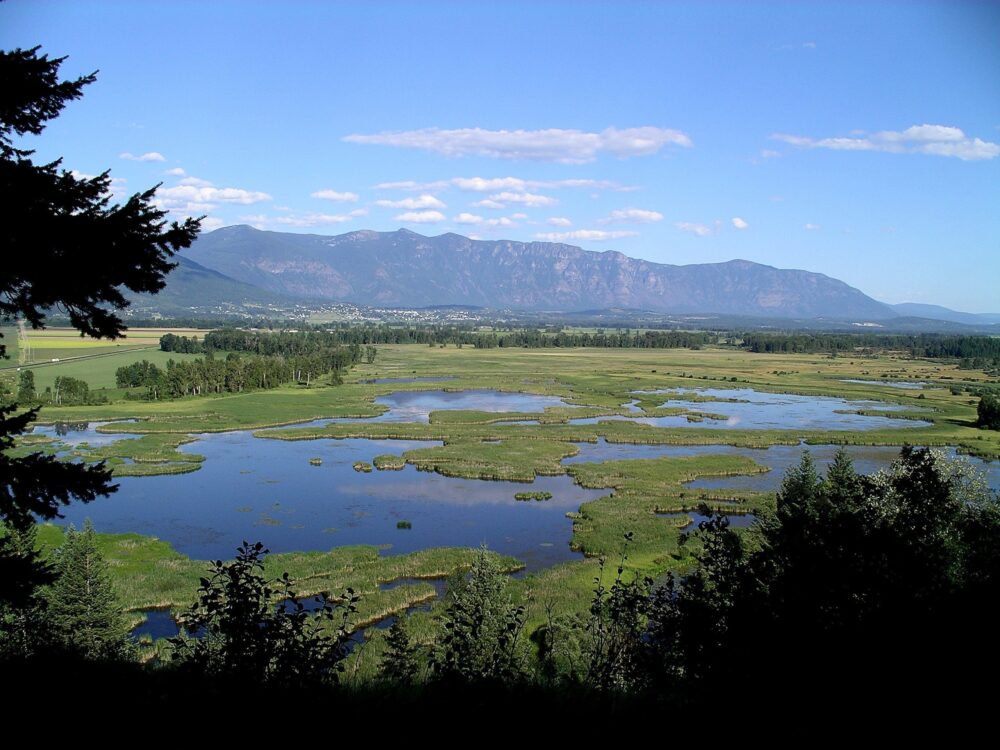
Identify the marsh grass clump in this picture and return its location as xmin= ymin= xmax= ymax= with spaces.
xmin=514 ymin=491 xmax=553 ymax=502
xmin=373 ymin=454 xmax=406 ymax=470
xmin=397 ymin=520 xmax=413 ymax=529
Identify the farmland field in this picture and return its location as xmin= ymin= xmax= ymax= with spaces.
xmin=0 ymin=327 xmax=207 ymax=390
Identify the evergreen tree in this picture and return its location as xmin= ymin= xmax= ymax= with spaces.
xmin=432 ymin=546 xmax=526 ymax=684
xmin=46 ymin=521 xmax=132 ymax=661
xmin=0 ymin=44 xmax=199 ymax=612
xmin=0 ymin=523 xmax=53 ymax=658
xmin=644 ymin=446 xmax=1000 ymax=709
xmin=378 ymin=614 xmax=421 ymax=685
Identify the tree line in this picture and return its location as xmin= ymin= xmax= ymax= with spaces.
xmin=118 ymin=349 xmax=361 ymax=400
xmin=161 ymin=326 xmax=720 ymax=351
xmin=741 ymin=331 xmax=1000 ymax=361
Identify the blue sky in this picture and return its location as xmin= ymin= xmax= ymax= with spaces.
xmin=3 ymin=1 xmax=998 ymax=311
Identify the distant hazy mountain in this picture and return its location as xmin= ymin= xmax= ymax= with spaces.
xmin=128 ymin=254 xmax=290 ymax=314
xmin=891 ymin=303 xmax=1000 ymax=326
xmin=182 ymin=225 xmax=896 ymax=319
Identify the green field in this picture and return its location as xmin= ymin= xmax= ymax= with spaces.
xmin=9 ymin=342 xmax=1000 ymax=652
xmin=1 ymin=326 xmax=207 ymax=391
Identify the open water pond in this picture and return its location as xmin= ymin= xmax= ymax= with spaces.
xmin=571 ymin=387 xmax=931 ymax=430
xmin=58 ymin=430 xmax=605 ymax=572
xmin=840 ymin=379 xmax=926 ymax=390
xmin=296 ymin=389 xmax=579 ymax=426
xmin=132 ymin=608 xmax=179 ymax=640
xmin=30 ymin=420 xmax=137 ymax=447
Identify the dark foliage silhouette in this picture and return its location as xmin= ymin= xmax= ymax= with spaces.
xmin=644 ymin=446 xmax=1000 ymax=708
xmin=0 ymin=44 xmax=199 ymax=620
xmin=169 ymin=541 xmax=358 ymax=687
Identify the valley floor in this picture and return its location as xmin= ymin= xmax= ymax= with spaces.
xmin=12 ymin=343 xmax=999 ymax=666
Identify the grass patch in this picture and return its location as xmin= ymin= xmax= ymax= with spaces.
xmin=515 ymin=491 xmax=553 ymax=501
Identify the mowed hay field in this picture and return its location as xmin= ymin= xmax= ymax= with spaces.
xmin=0 ymin=327 xmax=207 ymax=390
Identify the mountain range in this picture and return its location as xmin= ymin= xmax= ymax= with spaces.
xmin=139 ymin=225 xmax=996 ymax=328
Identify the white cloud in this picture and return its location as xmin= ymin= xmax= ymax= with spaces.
xmin=344 ymin=126 xmax=692 ymax=164
xmin=395 ymin=210 xmax=446 ymax=223
xmin=178 ymin=176 xmax=214 ymax=188
xmin=200 ymin=217 xmax=226 ymax=231
xmin=157 ymin=184 xmax=271 ymax=206
xmin=759 ymin=149 xmax=782 ymax=160
xmin=675 ymin=222 xmax=715 ymax=237
xmin=311 ymin=189 xmax=359 ymax=202
xmin=164 ymin=167 xmax=186 ymax=176
xmin=804 ymin=223 xmax=821 ymax=231
xmin=732 ymin=217 xmax=749 ymax=230
xmin=373 ymin=179 xmax=449 ymax=192
xmin=511 ymin=213 xmax=527 ymax=220
xmin=484 ymin=191 xmax=557 ymax=207
xmin=534 ymin=229 xmax=639 ymax=242
xmin=547 ymin=217 xmax=572 ymax=227
xmin=374 ymin=194 xmax=446 ymax=209
xmin=242 ymin=209 xmax=367 ymax=228
xmin=547 ymin=178 xmax=637 ymax=191
xmin=472 ymin=199 xmax=506 ymax=209
xmin=451 ymin=176 xmax=635 ymax=192
xmin=771 ymin=124 xmax=1000 ymax=161
xmin=452 ymin=176 xmax=528 ymax=192
xmin=602 ymin=208 xmax=663 ymax=224
xmin=119 ymin=151 xmax=166 ymax=162
xmin=155 ymin=183 xmax=272 ymax=213
xmin=453 ymin=213 xmax=514 ymax=227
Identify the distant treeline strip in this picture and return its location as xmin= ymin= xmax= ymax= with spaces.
xmin=740 ymin=332 xmax=1000 ymax=360
xmin=159 ymin=326 xmax=1000 ymax=360
xmin=162 ymin=327 xmax=720 ymax=350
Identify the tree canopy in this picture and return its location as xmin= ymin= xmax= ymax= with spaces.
xmin=978 ymin=393 xmax=1000 ymax=430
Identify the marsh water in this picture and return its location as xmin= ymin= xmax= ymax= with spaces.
xmin=35 ymin=387 xmax=989 ymax=643
xmin=570 ymin=387 xmax=932 ymax=430
xmin=840 ymin=379 xmax=926 ymax=389
xmin=57 ymin=432 xmax=605 ymax=571
xmin=38 ymin=387 xmax=995 ymax=584
xmin=314 ymin=388 xmax=578 ymax=424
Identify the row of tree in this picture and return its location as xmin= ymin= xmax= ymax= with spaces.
xmin=116 ymin=349 xmax=358 ymax=400
xmin=9 ymin=371 xmax=104 ymax=406
xmin=742 ymin=331 xmax=1000 ymax=360
xmin=160 ymin=329 xmax=372 ymax=363
xmin=166 ymin=325 xmax=1000 ymax=360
